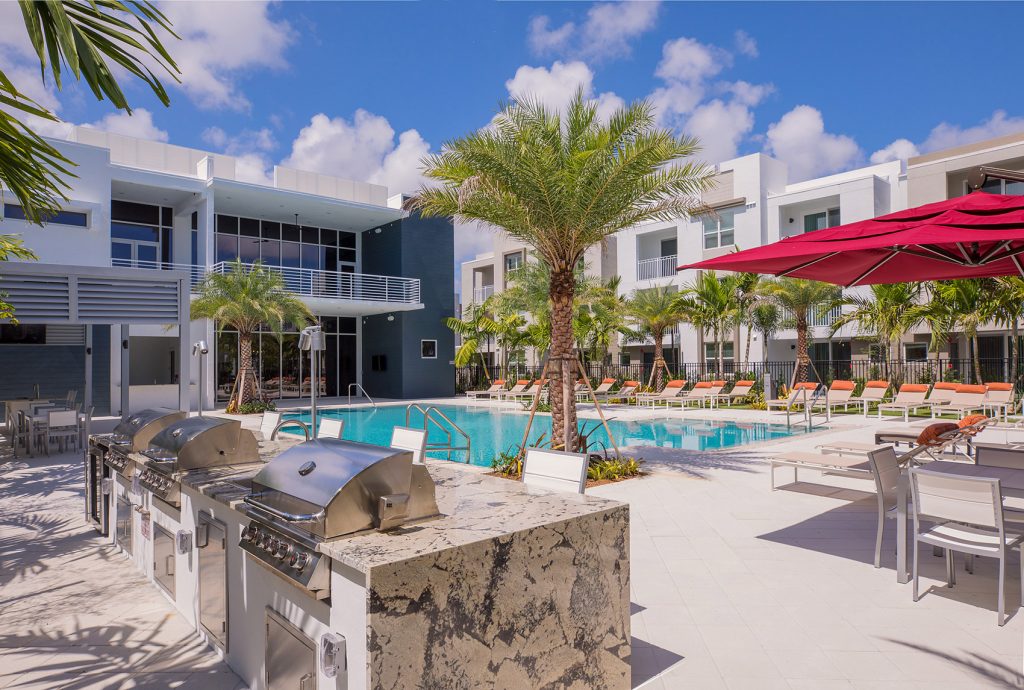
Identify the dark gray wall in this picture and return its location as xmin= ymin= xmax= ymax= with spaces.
xmin=92 ymin=326 xmax=111 ymax=416
xmin=361 ymin=212 xmax=455 ymax=399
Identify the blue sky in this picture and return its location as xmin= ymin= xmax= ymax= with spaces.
xmin=3 ymin=1 xmax=1024 ymax=271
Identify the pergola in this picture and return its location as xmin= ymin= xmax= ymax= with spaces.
xmin=0 ymin=262 xmax=192 ymax=420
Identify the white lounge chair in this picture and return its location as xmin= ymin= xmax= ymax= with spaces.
xmin=713 ymin=379 xmax=755 ymax=407
xmin=496 ymin=379 xmax=531 ymax=400
xmin=505 ymin=379 xmax=548 ymax=402
xmin=466 ymin=379 xmax=506 ymax=398
xmin=931 ymin=384 xmax=989 ymax=418
xmin=878 ymin=384 xmax=931 ymax=421
xmin=604 ymin=381 xmax=640 ymax=404
xmin=522 ymin=447 xmax=588 ymax=494
xmin=668 ymin=381 xmax=724 ymax=409
xmin=810 ymin=380 xmax=857 ymax=414
xmin=635 ymin=379 xmax=687 ymax=407
xmin=766 ymin=382 xmax=818 ymax=413
xmin=259 ymin=410 xmax=282 ymax=440
xmin=391 ymin=426 xmax=428 ymax=464
xmin=924 ymin=382 xmax=959 ymax=409
xmin=317 ymin=418 xmax=345 ymax=439
xmin=850 ymin=380 xmax=890 ymax=416
xmin=984 ymin=383 xmax=1016 ymax=421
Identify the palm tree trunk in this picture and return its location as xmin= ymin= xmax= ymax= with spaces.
xmin=549 ymin=268 xmax=578 ymax=452
xmin=972 ymin=333 xmax=982 ymax=383
xmin=236 ymin=332 xmax=255 ymax=407
xmin=717 ymin=323 xmax=725 ymax=373
xmin=652 ymin=328 xmax=665 ymax=391
xmin=1011 ymin=321 xmax=1019 ymax=386
xmin=795 ymin=313 xmax=809 ymax=383
xmin=744 ymin=323 xmax=753 ymax=365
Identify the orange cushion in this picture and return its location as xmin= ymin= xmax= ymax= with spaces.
xmin=694 ymin=382 xmax=713 ymax=389
xmin=711 ymin=380 xmax=726 ymax=386
xmin=865 ymin=380 xmax=890 ymax=389
xmin=987 ymin=382 xmax=1014 ymax=391
xmin=933 ymin=382 xmax=959 ymax=390
xmin=955 ymin=384 xmax=987 ymax=394
xmin=624 ymin=380 xmax=639 ymax=387
xmin=795 ymin=382 xmax=818 ymax=390
xmin=665 ymin=380 xmax=686 ymax=388
xmin=901 ymin=384 xmax=930 ymax=393
xmin=734 ymin=380 xmax=755 ymax=386
xmin=958 ymin=414 xmax=988 ymax=429
xmin=917 ymin=422 xmax=959 ymax=447
xmin=830 ymin=380 xmax=855 ymax=391
xmin=601 ymin=378 xmax=616 ymax=384
xmin=516 ymin=379 xmax=530 ymax=385
xmin=493 ymin=379 xmax=506 ymax=385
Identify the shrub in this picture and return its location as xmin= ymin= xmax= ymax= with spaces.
xmin=236 ymin=400 xmax=276 ymax=414
xmin=588 ymin=456 xmax=643 ymax=482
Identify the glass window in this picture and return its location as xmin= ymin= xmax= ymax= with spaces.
xmin=111 ymin=222 xmax=159 ymax=243
xmin=281 ymin=242 xmax=301 ymax=268
xmin=239 ymin=236 xmax=261 ymax=263
xmin=0 ymin=324 xmax=46 ymax=343
xmin=191 ymin=230 xmax=199 ymax=265
xmin=215 ymin=331 xmax=238 ymax=403
xmin=338 ymin=317 xmax=357 ymax=334
xmin=261 ymin=238 xmax=281 ymax=266
xmin=339 ymin=248 xmax=356 ymax=263
xmin=3 ymin=204 xmax=88 ymax=227
xmin=803 ymin=208 xmax=841 ymax=233
xmin=261 ymin=221 xmax=281 ymax=239
xmin=660 ymin=238 xmax=677 ymax=257
xmin=301 ymin=244 xmax=320 ymax=270
xmin=704 ymin=341 xmax=734 ymax=362
xmin=320 ymin=228 xmax=337 ymax=247
xmin=504 ymin=252 xmax=524 ymax=272
xmin=281 ymin=223 xmax=300 ymax=243
xmin=338 ymin=231 xmax=356 ymax=249
xmin=239 ymin=217 xmax=260 ymax=237
xmin=421 ymin=340 xmax=437 ymax=359
xmin=216 ymin=234 xmax=239 ymax=263
xmin=702 ymin=207 xmax=737 ymax=249
xmin=112 ymin=241 xmax=132 ymax=264
xmin=216 ymin=215 xmax=238 ymax=234
xmin=161 ymin=207 xmax=172 ymax=226
xmin=280 ymin=334 xmax=301 ymax=398
xmin=259 ymin=335 xmax=281 ymax=399
xmin=905 ymin=343 xmax=928 ymax=362
xmin=301 ymin=226 xmax=319 ymax=244
xmin=137 ymin=244 xmax=158 ymax=264
xmin=112 ymin=200 xmax=160 ymax=225
xmin=1007 ymin=180 xmax=1024 ymax=195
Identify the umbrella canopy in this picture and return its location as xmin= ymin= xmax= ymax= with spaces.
xmin=679 ymin=192 xmax=1024 ymax=286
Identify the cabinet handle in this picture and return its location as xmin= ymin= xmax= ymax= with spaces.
xmin=299 ymin=672 xmax=314 ymax=690
xmin=166 ymin=554 xmax=175 ymax=576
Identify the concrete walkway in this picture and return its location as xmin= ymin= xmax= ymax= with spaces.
xmin=0 ymin=449 xmax=243 ymax=690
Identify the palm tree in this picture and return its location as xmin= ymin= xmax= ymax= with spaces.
xmin=487 ymin=309 xmax=531 ymax=378
xmin=624 ymin=285 xmax=688 ymax=390
xmin=733 ymin=273 xmax=762 ymax=363
xmin=991 ymin=277 xmax=1024 ymax=385
xmin=679 ymin=271 xmax=737 ymax=375
xmin=758 ymin=278 xmax=841 ymax=383
xmin=749 ymin=302 xmax=782 ymax=364
xmin=191 ymin=260 xmax=313 ymax=412
xmin=0 ymin=236 xmax=37 ymax=322
xmin=446 ymin=302 xmax=497 ymax=378
xmin=575 ymin=276 xmax=630 ymax=366
xmin=830 ymin=282 xmax=921 ymax=384
xmin=415 ymin=91 xmax=711 ymax=451
xmin=908 ymin=289 xmax=957 ymax=378
xmin=927 ymin=279 xmax=998 ymax=383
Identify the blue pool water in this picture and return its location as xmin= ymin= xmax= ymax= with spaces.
xmin=282 ymin=404 xmax=804 ymax=467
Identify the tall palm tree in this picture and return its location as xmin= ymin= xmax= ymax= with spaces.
xmin=829 ymin=282 xmax=921 ymax=384
xmin=758 ymin=278 xmax=841 ymax=383
xmin=191 ymin=260 xmax=313 ymax=412
xmin=733 ymin=272 xmax=762 ymax=364
xmin=446 ymin=302 xmax=497 ymax=378
xmin=487 ymin=310 xmax=531 ymax=378
xmin=624 ymin=285 xmax=688 ymax=390
xmin=679 ymin=271 xmax=737 ymax=374
xmin=991 ymin=277 xmax=1024 ymax=385
xmin=414 ymin=93 xmax=712 ymax=451
xmin=575 ymin=276 xmax=630 ymax=366
xmin=749 ymin=302 xmax=782 ymax=364
xmin=926 ymin=278 xmax=998 ymax=382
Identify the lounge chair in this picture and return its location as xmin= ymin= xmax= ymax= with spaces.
xmin=605 ymin=381 xmax=640 ymax=404
xmin=391 ymin=426 xmax=428 ymax=464
xmin=878 ymin=384 xmax=931 ymax=422
xmin=924 ymin=382 xmax=959 ymax=409
xmin=259 ymin=410 xmax=282 ymax=440
xmin=497 ymin=379 xmax=531 ymax=400
xmin=589 ymin=378 xmax=618 ymax=397
xmin=466 ymin=379 xmax=506 ymax=398
xmin=316 ymin=418 xmax=344 ymax=439
xmin=931 ymin=384 xmax=989 ymax=418
xmin=713 ymin=379 xmax=755 ymax=407
xmin=810 ymin=380 xmax=857 ymax=415
xmin=668 ymin=381 xmax=724 ymax=409
xmin=815 ymin=440 xmax=890 ymax=457
xmin=635 ymin=379 xmax=687 ymax=406
xmin=506 ymin=379 xmax=548 ymax=402
xmin=983 ymin=383 xmax=1016 ymax=421
xmin=766 ymin=382 xmax=819 ymax=414
xmin=522 ymin=447 xmax=588 ymax=494
xmin=850 ymin=380 xmax=890 ymax=416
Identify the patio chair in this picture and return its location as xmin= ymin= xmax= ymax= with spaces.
xmin=466 ymin=379 xmax=506 ymax=399
xmin=810 ymin=380 xmax=857 ymax=415
xmin=713 ymin=379 xmax=755 ymax=407
xmin=391 ymin=426 xmax=428 ymax=464
xmin=65 ymin=390 xmax=78 ymax=407
xmin=924 ymin=382 xmax=959 ymax=409
xmin=909 ymin=467 xmax=1024 ymax=626
xmin=605 ymin=381 xmax=640 ymax=404
xmin=259 ymin=410 xmax=282 ymax=440
xmin=983 ymin=383 xmax=1016 ymax=421
xmin=867 ymin=446 xmax=901 ymax=568
xmin=635 ymin=379 xmax=687 ymax=406
xmin=317 ymin=418 xmax=345 ymax=439
xmin=10 ymin=410 xmax=32 ymax=457
xmin=522 ymin=447 xmax=587 ymax=494
xmin=850 ymin=380 xmax=890 ymax=416
xmin=668 ymin=381 xmax=724 ymax=409
xmin=46 ymin=409 xmax=79 ymax=454
xmin=505 ymin=379 xmax=547 ymax=402
xmin=497 ymin=379 xmax=531 ymax=400
xmin=931 ymin=384 xmax=989 ymax=418
xmin=591 ymin=378 xmax=617 ymax=396
xmin=766 ymin=382 xmax=819 ymax=415
xmin=877 ymin=384 xmax=931 ymax=422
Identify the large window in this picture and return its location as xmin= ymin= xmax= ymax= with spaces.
xmin=973 ymin=177 xmax=1024 ymax=195
xmin=804 ymin=208 xmax=841 ymax=233
xmin=702 ymin=207 xmax=737 ymax=249
xmin=704 ymin=341 xmax=734 ymax=362
xmin=4 ymin=203 xmax=88 ymax=227
xmin=111 ymin=201 xmax=171 ymax=268
xmin=504 ymin=251 xmax=524 ymax=272
xmin=214 ymin=215 xmax=357 ymax=279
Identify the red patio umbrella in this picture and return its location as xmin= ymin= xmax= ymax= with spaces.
xmin=680 ymin=189 xmax=1024 ymax=286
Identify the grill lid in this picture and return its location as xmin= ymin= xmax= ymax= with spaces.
xmin=142 ymin=416 xmax=259 ymax=470
xmin=110 ymin=407 xmax=186 ymax=450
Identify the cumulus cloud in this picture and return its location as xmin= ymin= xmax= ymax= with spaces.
xmin=734 ymin=30 xmax=758 ymax=58
xmin=655 ymin=37 xmax=730 ymax=84
xmin=870 ymin=138 xmax=919 ymax=165
xmin=871 ymin=110 xmax=1024 ymax=163
xmin=281 ymin=111 xmax=429 ymax=196
xmin=527 ymin=1 xmax=659 ymax=61
xmin=765 ymin=105 xmax=862 ymax=181
xmin=504 ymin=60 xmax=623 ymax=118
xmin=83 ymin=109 xmax=169 ymax=141
xmin=685 ymin=100 xmax=756 ymax=163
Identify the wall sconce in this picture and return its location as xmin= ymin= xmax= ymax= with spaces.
xmin=788 ymin=218 xmax=794 ymax=224
xmin=386 ymin=314 xmax=395 ymax=322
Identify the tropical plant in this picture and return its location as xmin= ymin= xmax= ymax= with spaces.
xmin=991 ymin=277 xmax=1024 ymax=385
xmin=758 ymin=278 xmax=841 ymax=383
xmin=413 ymin=90 xmax=712 ymax=452
xmin=446 ymin=302 xmax=496 ymax=378
xmin=624 ymin=285 xmax=688 ymax=389
xmin=0 ymin=236 xmax=37 ymax=322
xmin=487 ymin=310 xmax=531 ymax=378
xmin=830 ymin=282 xmax=921 ymax=384
xmin=574 ymin=276 xmax=630 ymax=365
xmin=749 ymin=302 xmax=781 ymax=363
xmin=907 ymin=283 xmax=958 ymax=374
xmin=2 ymin=1 xmax=179 ymax=224
xmin=924 ymin=279 xmax=997 ymax=383
xmin=191 ymin=260 xmax=313 ymax=412
xmin=733 ymin=272 xmax=762 ymax=363
xmin=678 ymin=270 xmax=737 ymax=374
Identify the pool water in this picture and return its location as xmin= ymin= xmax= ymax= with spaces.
xmin=282 ymin=404 xmax=805 ymax=467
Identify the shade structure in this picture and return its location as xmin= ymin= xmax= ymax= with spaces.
xmin=680 ymin=192 xmax=1024 ymax=286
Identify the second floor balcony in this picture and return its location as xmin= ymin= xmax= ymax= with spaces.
xmin=636 ymin=254 xmax=678 ymax=281
xmin=472 ymin=284 xmax=495 ymax=303
xmin=112 ymin=259 xmax=421 ymax=307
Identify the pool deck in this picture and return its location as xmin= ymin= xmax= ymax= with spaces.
xmin=3 ymin=402 xmax=1022 ymax=688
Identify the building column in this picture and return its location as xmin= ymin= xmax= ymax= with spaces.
xmin=84 ymin=325 xmax=92 ymax=434
xmin=120 ymin=324 xmax=130 ymax=416
xmin=178 ymin=277 xmax=190 ymax=413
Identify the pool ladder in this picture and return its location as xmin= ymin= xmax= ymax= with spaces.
xmin=405 ymin=404 xmax=471 ymax=463
xmin=347 ymin=383 xmax=376 ymax=407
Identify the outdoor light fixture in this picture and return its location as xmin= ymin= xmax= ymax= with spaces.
xmin=387 ymin=314 xmax=395 ymax=322
xmin=193 ymin=340 xmax=209 ymax=417
xmin=299 ymin=325 xmax=326 ymax=431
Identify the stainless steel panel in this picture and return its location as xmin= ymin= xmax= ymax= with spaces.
xmin=109 ymin=408 xmax=186 ymax=451
xmin=86 ymin=446 xmax=109 ymax=535
xmin=153 ymin=524 xmax=176 ymax=598
xmin=197 ymin=513 xmax=228 ymax=650
xmin=266 ymin=609 xmax=316 ymax=690
xmin=115 ymin=496 xmax=132 ymax=555
xmin=142 ymin=417 xmax=258 ymax=470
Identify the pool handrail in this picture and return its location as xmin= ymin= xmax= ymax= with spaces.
xmin=347 ymin=382 xmax=376 ymax=407
xmin=405 ymin=403 xmax=472 ymax=463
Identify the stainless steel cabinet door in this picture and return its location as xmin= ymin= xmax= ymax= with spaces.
xmin=266 ymin=609 xmax=316 ymax=690
xmin=116 ymin=496 xmax=132 ymax=555
xmin=197 ymin=514 xmax=227 ymax=649
xmin=153 ymin=523 xmax=175 ymax=597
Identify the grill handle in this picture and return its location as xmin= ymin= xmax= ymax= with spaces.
xmin=243 ymin=494 xmax=326 ymax=523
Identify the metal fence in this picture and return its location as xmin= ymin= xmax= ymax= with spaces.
xmin=455 ymin=357 xmax=1024 ymax=394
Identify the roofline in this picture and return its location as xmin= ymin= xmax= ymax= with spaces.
xmin=909 ymin=131 xmax=1024 ymax=167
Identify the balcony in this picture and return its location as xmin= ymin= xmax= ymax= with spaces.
xmin=112 ymin=259 xmax=421 ymax=305
xmin=781 ymin=305 xmax=843 ymax=328
xmin=472 ymin=285 xmax=495 ymax=304
xmin=636 ymin=255 xmax=678 ymax=281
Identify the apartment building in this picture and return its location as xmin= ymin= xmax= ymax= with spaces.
xmin=0 ymin=127 xmax=454 ymax=414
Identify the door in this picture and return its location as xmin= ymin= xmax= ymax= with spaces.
xmin=978 ymin=335 xmax=1006 ymax=383
xmin=153 ymin=524 xmax=176 ymax=598
xmin=116 ymin=495 xmax=132 ymax=555
xmin=111 ymin=239 xmax=160 ymax=268
xmin=86 ymin=448 xmax=109 ymax=535
xmin=266 ymin=609 xmax=317 ymax=690
xmin=197 ymin=514 xmax=228 ymax=650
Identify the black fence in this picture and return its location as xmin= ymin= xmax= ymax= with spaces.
xmin=455 ymin=357 xmax=1024 ymax=394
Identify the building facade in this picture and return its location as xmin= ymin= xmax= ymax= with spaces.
xmin=0 ymin=127 xmax=454 ymax=414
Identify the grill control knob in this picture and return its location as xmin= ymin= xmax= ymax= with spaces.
xmin=243 ymin=525 xmax=258 ymax=541
xmin=277 ymin=543 xmax=292 ymax=559
xmin=293 ymin=552 xmax=309 ymax=571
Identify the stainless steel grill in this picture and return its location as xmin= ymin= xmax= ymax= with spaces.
xmin=138 ymin=417 xmax=259 ymax=508
xmin=239 ymin=439 xmax=440 ymax=599
xmin=94 ymin=408 xmax=186 ymax=479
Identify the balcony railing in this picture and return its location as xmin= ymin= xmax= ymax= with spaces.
xmin=781 ymin=305 xmax=843 ymax=328
xmin=472 ymin=285 xmax=495 ymax=303
xmin=637 ymin=254 xmax=678 ymax=281
xmin=111 ymin=259 xmax=421 ymax=304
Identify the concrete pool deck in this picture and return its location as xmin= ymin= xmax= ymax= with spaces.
xmin=2 ymin=404 xmax=1023 ymax=688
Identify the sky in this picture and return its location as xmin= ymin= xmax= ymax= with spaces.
xmin=3 ymin=0 xmax=1024 ymax=290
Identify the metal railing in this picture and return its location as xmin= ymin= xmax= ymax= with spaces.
xmin=636 ymin=254 xmax=678 ymax=281
xmin=111 ymin=259 xmax=421 ymax=305
xmin=347 ymin=383 xmax=376 ymax=407
xmin=780 ymin=305 xmax=843 ymax=328
xmin=405 ymin=403 xmax=471 ymax=463
xmin=473 ymin=285 xmax=495 ymax=303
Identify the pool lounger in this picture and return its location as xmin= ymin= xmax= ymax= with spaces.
xmin=816 ymin=441 xmax=890 ymax=456
xmin=770 ymin=451 xmax=873 ymax=490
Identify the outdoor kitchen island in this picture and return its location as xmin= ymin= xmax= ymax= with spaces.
xmin=178 ymin=448 xmax=632 ymax=690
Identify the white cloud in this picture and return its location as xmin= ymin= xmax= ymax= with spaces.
xmin=234 ymin=153 xmax=274 ymax=186
xmin=527 ymin=1 xmax=659 ymax=61
xmin=281 ymin=111 xmax=429 ymax=196
xmin=764 ymin=105 xmax=862 ymax=181
xmin=504 ymin=60 xmax=622 ymax=118
xmin=201 ymin=126 xmax=228 ymax=148
xmin=83 ymin=109 xmax=168 ymax=141
xmin=726 ymin=81 xmax=772 ymax=108
xmin=870 ymin=138 xmax=919 ymax=165
xmin=685 ymin=100 xmax=755 ymax=163
xmin=734 ymin=30 xmax=758 ymax=58
xmin=869 ymin=110 xmax=1024 ymax=164
xmin=158 ymin=1 xmax=294 ymax=111
xmin=655 ymin=37 xmax=729 ymax=84
xmin=201 ymin=125 xmax=278 ymax=184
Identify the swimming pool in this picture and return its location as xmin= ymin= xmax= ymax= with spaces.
xmin=282 ymin=404 xmax=805 ymax=467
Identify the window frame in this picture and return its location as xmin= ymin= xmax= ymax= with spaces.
xmin=421 ymin=339 xmax=438 ymax=359
xmin=3 ymin=203 xmax=89 ymax=228
xmin=701 ymin=207 xmax=737 ymax=250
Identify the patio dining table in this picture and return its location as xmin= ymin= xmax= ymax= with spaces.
xmin=896 ymin=460 xmax=1024 ymax=583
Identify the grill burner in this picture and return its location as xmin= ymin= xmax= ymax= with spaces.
xmin=240 ymin=439 xmax=440 ymax=599
xmin=139 ymin=417 xmax=259 ymax=508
